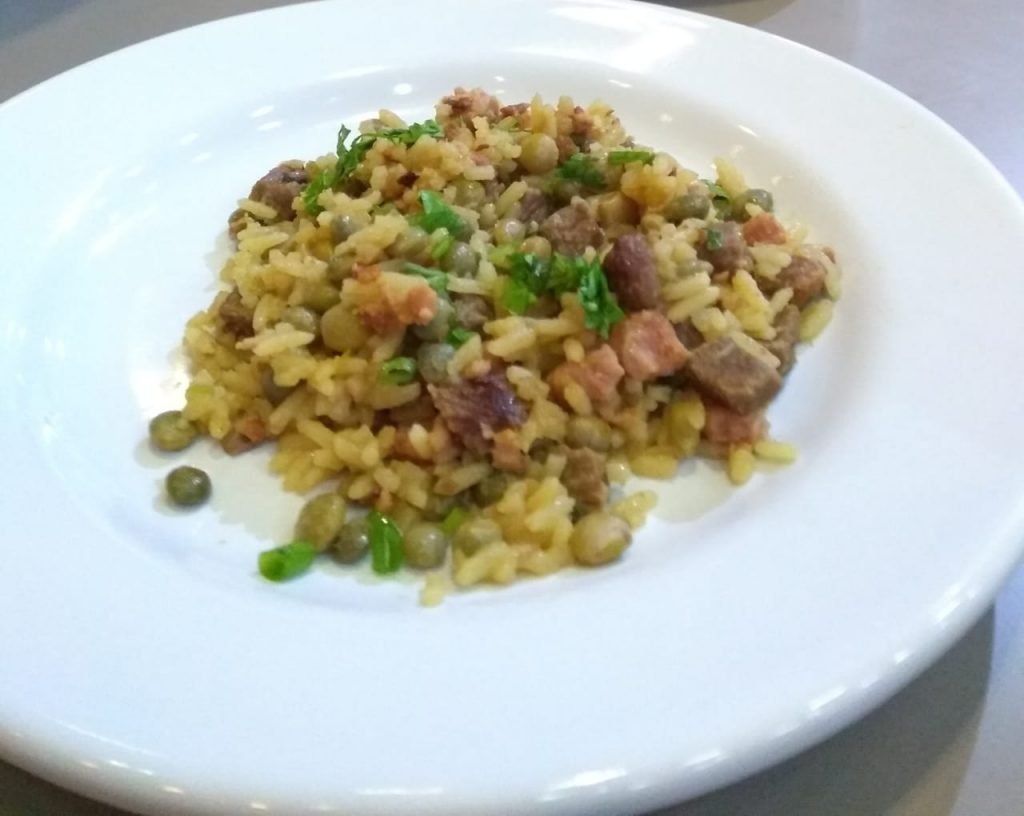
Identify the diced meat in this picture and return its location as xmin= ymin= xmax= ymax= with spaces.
xmin=540 ymin=200 xmax=605 ymax=256
xmin=548 ymin=344 xmax=625 ymax=404
xmin=761 ymin=305 xmax=800 ymax=374
xmin=218 ymin=290 xmax=254 ymax=338
xmin=563 ymin=447 xmax=608 ymax=508
xmin=518 ymin=189 xmax=554 ymax=226
xmin=430 ymin=370 xmax=527 ymax=453
xmin=610 ymin=311 xmax=690 ymax=382
xmin=674 ymin=319 xmax=705 ymax=350
xmin=699 ymin=221 xmax=749 ymax=273
xmin=492 ymin=429 xmax=527 ymax=474
xmin=686 ymin=335 xmax=782 ymax=414
xmin=453 ymin=295 xmax=493 ymax=330
xmin=555 ymin=134 xmax=579 ymax=162
xmin=741 ymin=212 xmax=787 ymax=245
xmin=221 ymin=414 xmax=268 ymax=455
xmin=602 ymin=233 xmax=661 ymax=311
xmin=703 ymin=402 xmax=768 ymax=445
xmin=774 ymin=255 xmax=826 ymax=307
xmin=570 ymin=106 xmax=594 ymax=143
xmin=249 ymin=162 xmax=308 ymax=221
xmin=499 ymin=102 xmax=531 ymax=127
xmin=441 ymin=87 xmax=500 ymax=130
xmin=387 ymin=395 xmax=438 ymax=426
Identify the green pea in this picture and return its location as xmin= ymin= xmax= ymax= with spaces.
xmin=570 ymin=512 xmax=631 ymax=565
xmin=303 ymin=282 xmax=340 ymax=313
xmin=333 ymin=518 xmax=370 ymax=563
xmin=404 ymin=522 xmax=449 ymax=569
xmin=416 ymin=343 xmax=456 ymax=385
xmin=413 ymin=297 xmax=454 ymax=342
xmin=165 ymin=466 xmax=211 ymax=508
xmin=732 ymin=188 xmax=774 ymax=222
xmin=519 ymin=133 xmax=560 ymax=175
xmin=442 ymin=241 xmax=478 ymax=277
xmin=149 ymin=410 xmax=198 ymax=452
xmin=665 ymin=191 xmax=710 ymax=222
xmin=454 ymin=517 xmax=503 ymax=556
xmin=321 ymin=304 xmax=368 ymax=352
xmin=279 ymin=306 xmax=320 ymax=336
xmin=330 ymin=214 xmax=360 ymax=244
xmin=473 ymin=473 xmax=511 ymax=507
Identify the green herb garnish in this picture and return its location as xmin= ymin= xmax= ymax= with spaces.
xmin=378 ymin=357 xmax=418 ymax=385
xmin=413 ymin=190 xmax=466 ymax=236
xmin=440 ymin=507 xmax=468 ymax=537
xmin=404 ymin=262 xmax=448 ymax=294
xmin=577 ymin=261 xmax=625 ymax=338
xmin=705 ymin=225 xmax=725 ymax=251
xmin=302 ymin=120 xmax=442 ymax=216
xmin=554 ymin=152 xmax=605 ymax=187
xmin=447 ymin=327 xmax=475 ymax=347
xmin=368 ymin=510 xmax=404 ymax=575
xmin=607 ymin=149 xmax=655 ymax=166
xmin=702 ymin=179 xmax=732 ymax=217
xmin=500 ymin=251 xmax=624 ymax=337
xmin=258 ymin=540 xmax=317 ymax=582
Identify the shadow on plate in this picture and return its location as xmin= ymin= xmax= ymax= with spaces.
xmin=650 ymin=0 xmax=798 ymax=26
xmin=647 ymin=610 xmax=994 ymax=816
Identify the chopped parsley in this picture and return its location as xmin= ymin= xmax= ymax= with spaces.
xmin=702 ymin=179 xmax=732 ymax=217
xmin=378 ymin=357 xmax=418 ymax=385
xmin=258 ymin=540 xmax=317 ymax=582
xmin=403 ymin=262 xmax=448 ymax=294
xmin=607 ymin=149 xmax=655 ymax=166
xmin=554 ymin=152 xmax=605 ymax=188
xmin=429 ymin=228 xmax=455 ymax=261
xmin=447 ymin=327 xmax=475 ymax=347
xmin=413 ymin=190 xmax=466 ymax=236
xmin=302 ymin=120 xmax=442 ymax=216
xmin=500 ymin=251 xmax=624 ymax=337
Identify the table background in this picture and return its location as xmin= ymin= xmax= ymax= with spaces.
xmin=1 ymin=1 xmax=1022 ymax=814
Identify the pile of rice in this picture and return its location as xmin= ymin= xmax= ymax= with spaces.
xmin=179 ymin=88 xmax=840 ymax=603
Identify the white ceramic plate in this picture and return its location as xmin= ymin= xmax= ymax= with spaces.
xmin=2 ymin=1 xmax=1024 ymax=814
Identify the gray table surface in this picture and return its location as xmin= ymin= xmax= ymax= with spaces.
xmin=1 ymin=1 xmax=1022 ymax=814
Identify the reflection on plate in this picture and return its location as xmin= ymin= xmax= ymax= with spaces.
xmin=1 ymin=1 xmax=1023 ymax=815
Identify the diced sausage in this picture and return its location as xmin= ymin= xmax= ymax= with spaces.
xmin=218 ymin=290 xmax=254 ymax=338
xmin=602 ymin=233 xmax=661 ymax=311
xmin=773 ymin=255 xmax=826 ymax=307
xmin=610 ymin=311 xmax=689 ymax=382
xmin=540 ymin=200 xmax=605 ymax=256
xmin=453 ymin=295 xmax=493 ymax=330
xmin=703 ymin=402 xmax=767 ymax=445
xmin=548 ymin=344 xmax=625 ymax=404
xmin=563 ymin=447 xmax=608 ymax=508
xmin=741 ymin=212 xmax=787 ymax=245
xmin=761 ymin=305 xmax=800 ymax=374
xmin=430 ymin=370 xmax=527 ymax=453
xmin=699 ymin=221 xmax=749 ymax=273
xmin=686 ymin=335 xmax=782 ymax=413
xmin=249 ymin=162 xmax=308 ymax=221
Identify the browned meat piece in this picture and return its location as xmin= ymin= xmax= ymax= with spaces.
xmin=555 ymin=134 xmax=579 ymax=162
xmin=548 ymin=344 xmax=624 ymax=404
xmin=430 ymin=370 xmax=527 ymax=453
xmin=249 ymin=162 xmax=308 ymax=221
xmin=388 ymin=395 xmax=438 ymax=426
xmin=518 ymin=189 xmax=554 ymax=226
xmin=452 ymin=295 xmax=493 ymax=330
xmin=491 ymin=429 xmax=527 ymax=474
xmin=499 ymin=102 xmax=530 ymax=122
xmin=741 ymin=212 xmax=787 ymax=245
xmin=674 ymin=319 xmax=705 ymax=350
xmin=761 ymin=305 xmax=800 ymax=374
xmin=441 ymin=87 xmax=500 ymax=130
xmin=686 ymin=335 xmax=782 ymax=413
xmin=772 ymin=255 xmax=826 ymax=307
xmin=699 ymin=221 xmax=749 ymax=273
xmin=570 ymin=106 xmax=594 ymax=142
xmin=611 ymin=311 xmax=689 ymax=381
xmin=563 ymin=447 xmax=608 ymax=508
xmin=602 ymin=233 xmax=661 ymax=311
xmin=218 ymin=290 xmax=254 ymax=338
xmin=703 ymin=402 xmax=767 ymax=445
xmin=221 ymin=415 xmax=268 ymax=455
xmin=539 ymin=201 xmax=605 ymax=256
